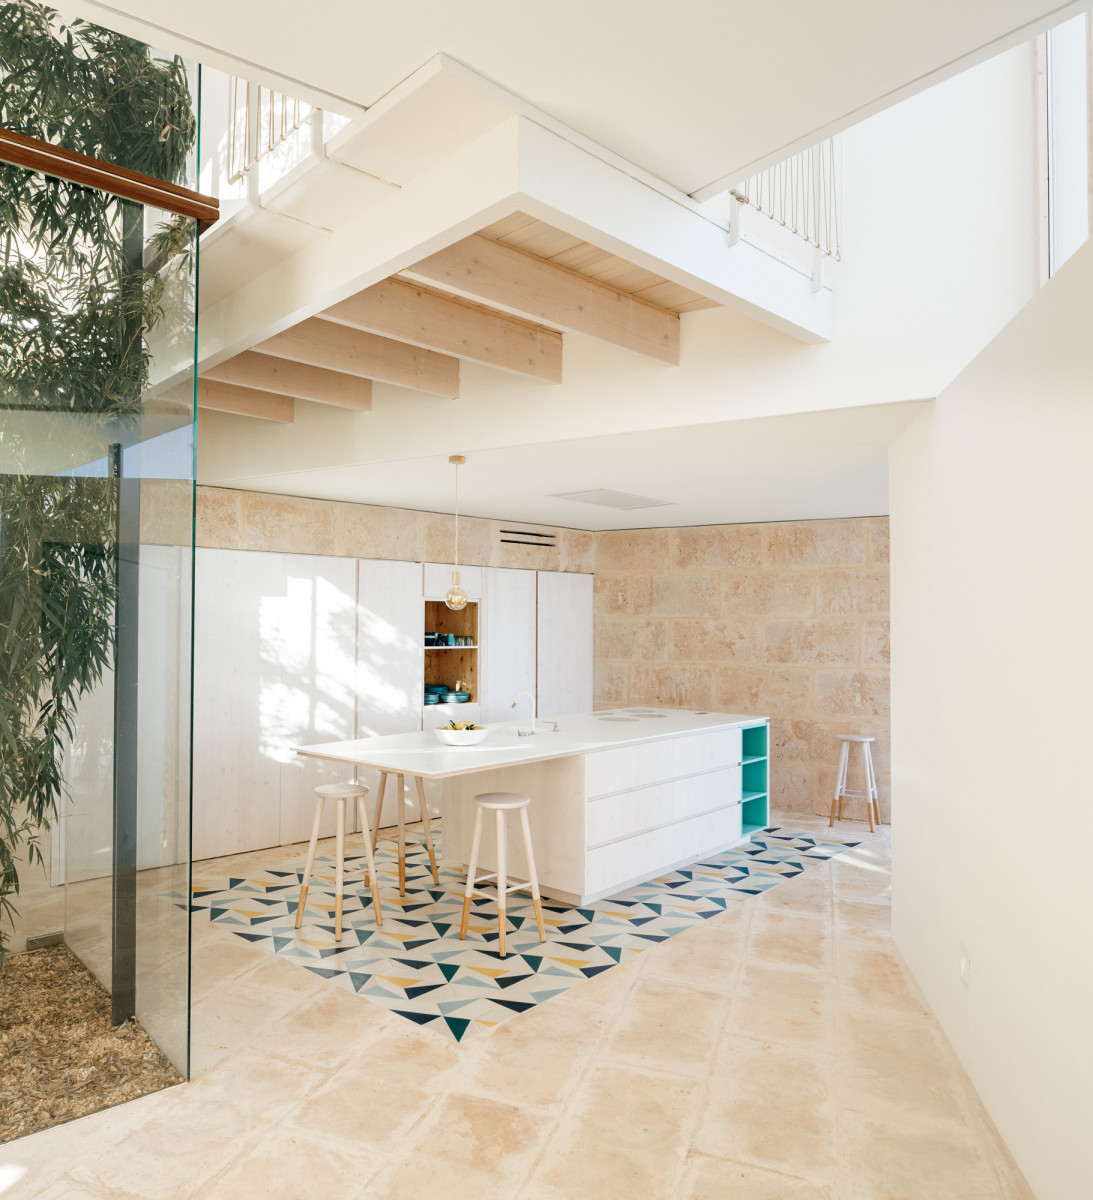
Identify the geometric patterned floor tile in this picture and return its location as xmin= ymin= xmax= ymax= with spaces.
xmin=181 ymin=825 xmax=859 ymax=1043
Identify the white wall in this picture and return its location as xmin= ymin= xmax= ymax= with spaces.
xmin=889 ymin=239 xmax=1093 ymax=1200
xmin=199 ymin=46 xmax=1039 ymax=493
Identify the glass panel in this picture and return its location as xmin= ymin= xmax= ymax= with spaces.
xmin=0 ymin=6 xmax=198 ymax=1141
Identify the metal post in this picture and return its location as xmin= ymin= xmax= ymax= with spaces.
xmin=110 ymin=199 xmax=143 ymax=1026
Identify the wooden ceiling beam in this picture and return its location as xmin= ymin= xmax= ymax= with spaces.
xmin=403 ymin=234 xmax=680 ymax=365
xmin=319 ymin=277 xmax=563 ymax=383
xmin=197 ymin=379 xmax=294 ymax=422
xmin=204 ymin=351 xmax=372 ymax=411
xmin=252 ymin=317 xmax=459 ymax=398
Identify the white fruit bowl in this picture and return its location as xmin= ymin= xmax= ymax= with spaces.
xmin=434 ymin=727 xmax=489 ymax=746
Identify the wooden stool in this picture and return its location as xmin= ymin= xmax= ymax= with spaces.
xmin=458 ymin=792 xmax=547 ymax=958
xmin=830 ymin=735 xmax=882 ymax=831
xmin=295 ymin=782 xmax=382 ymax=942
xmin=368 ymin=773 xmax=440 ymax=896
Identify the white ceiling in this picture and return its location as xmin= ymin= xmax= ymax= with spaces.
xmin=215 ymin=401 xmax=927 ymax=530
xmin=84 ymin=0 xmax=1077 ymax=192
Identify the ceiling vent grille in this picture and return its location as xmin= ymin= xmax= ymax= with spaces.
xmin=500 ymin=529 xmax=557 ymax=548
xmin=551 ymin=489 xmax=674 ymax=510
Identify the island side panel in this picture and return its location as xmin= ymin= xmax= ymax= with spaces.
xmin=440 ymin=754 xmax=587 ymax=901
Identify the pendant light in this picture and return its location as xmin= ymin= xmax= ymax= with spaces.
xmin=445 ymin=454 xmax=469 ymax=611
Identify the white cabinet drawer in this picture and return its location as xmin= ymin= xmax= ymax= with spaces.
xmin=673 ymin=805 xmax=743 ymax=863
xmin=424 ymin=562 xmax=482 ymax=600
xmin=585 ymin=739 xmax=674 ymax=798
xmin=586 ymin=826 xmax=672 ymax=895
xmin=587 ymin=783 xmax=673 ymax=847
xmin=673 ymin=728 xmax=742 ymax=776
xmin=674 ymin=767 xmax=741 ymax=820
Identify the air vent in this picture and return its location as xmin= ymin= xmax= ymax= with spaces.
xmin=551 ymin=489 xmax=674 ymax=510
xmin=500 ymin=529 xmax=557 ymax=548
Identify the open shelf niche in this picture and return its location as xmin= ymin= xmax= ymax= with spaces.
xmin=424 ymin=599 xmax=479 ymax=702
xmin=740 ymin=723 xmax=770 ymax=835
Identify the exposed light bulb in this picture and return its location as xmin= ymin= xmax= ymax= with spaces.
xmin=444 ymin=582 xmax=468 ymax=611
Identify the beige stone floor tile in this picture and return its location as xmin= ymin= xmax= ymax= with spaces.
xmin=556 ymin=949 xmax=643 ymax=1010
xmin=828 ymin=855 xmax=892 ymax=902
xmin=65 ymin=1086 xmax=262 ymax=1199
xmin=695 ymin=1038 xmax=837 ymax=1184
xmin=835 ymin=941 xmax=930 ymax=1016
xmin=834 ymin=1006 xmax=969 ymax=1126
xmin=752 ymin=867 xmax=835 ymax=918
xmin=521 ymin=1064 xmax=699 ymax=1200
xmin=363 ymin=1092 xmax=549 ymax=1200
xmin=833 ymin=896 xmax=891 ymax=938
xmin=188 ymin=927 xmax=268 ymax=1002
xmin=598 ymin=975 xmax=727 ymax=1077
xmin=20 ymin=1178 xmax=109 ymax=1199
xmin=838 ymin=1110 xmax=1005 ymax=1200
xmin=201 ymin=1126 xmax=382 ymax=1200
xmin=246 ymin=982 xmax=400 ymax=1074
xmin=462 ymin=994 xmax=610 ymax=1110
xmin=189 ymin=978 xmax=303 ymax=1072
xmin=724 ymin=963 xmax=836 ymax=1051
xmin=675 ymin=1155 xmax=832 ymax=1199
xmin=748 ymin=910 xmax=833 ymax=974
xmin=287 ymin=1026 xmax=462 ymax=1148
xmin=640 ymin=916 xmax=749 ymax=991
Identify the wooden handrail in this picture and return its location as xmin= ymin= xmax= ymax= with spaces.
xmin=0 ymin=127 xmax=219 ymax=231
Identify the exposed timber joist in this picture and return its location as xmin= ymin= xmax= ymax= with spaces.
xmin=203 ymin=351 xmax=372 ymax=410
xmin=320 ymin=277 xmax=563 ymax=383
xmin=197 ymin=379 xmax=295 ymax=422
xmin=403 ymin=233 xmax=680 ymax=365
xmin=252 ymin=317 xmax=460 ymax=398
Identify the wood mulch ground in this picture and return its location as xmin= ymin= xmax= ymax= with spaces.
xmin=0 ymin=944 xmax=182 ymax=1144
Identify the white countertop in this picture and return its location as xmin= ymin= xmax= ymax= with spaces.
xmin=295 ymin=707 xmax=767 ymax=778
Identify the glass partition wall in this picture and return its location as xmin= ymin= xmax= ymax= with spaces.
xmin=0 ymin=6 xmax=203 ymax=1140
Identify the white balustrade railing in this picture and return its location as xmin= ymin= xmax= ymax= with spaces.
xmin=227 ymin=77 xmax=312 ymax=183
xmin=731 ymin=136 xmax=842 ymax=261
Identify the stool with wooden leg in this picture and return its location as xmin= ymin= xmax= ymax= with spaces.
xmin=829 ymin=735 xmax=882 ymax=831
xmin=295 ymin=782 xmax=383 ymax=942
xmin=371 ymin=771 xmax=440 ymax=896
xmin=458 ymin=792 xmax=547 ymax=958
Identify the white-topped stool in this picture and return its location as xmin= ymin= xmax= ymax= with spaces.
xmin=830 ymin=735 xmax=882 ymax=831
xmin=295 ymin=782 xmax=382 ymax=942
xmin=458 ymin=792 xmax=547 ymax=958
xmin=369 ymin=773 xmax=440 ymax=897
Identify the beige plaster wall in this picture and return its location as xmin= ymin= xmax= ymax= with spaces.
xmin=192 ymin=486 xmax=594 ymax=573
xmin=593 ymin=517 xmax=890 ymax=820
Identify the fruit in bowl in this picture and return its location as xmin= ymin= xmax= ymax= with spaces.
xmin=434 ymin=721 xmax=489 ymax=746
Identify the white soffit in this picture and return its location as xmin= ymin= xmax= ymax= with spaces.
xmin=80 ymin=1 xmax=1080 ymax=194
xmin=211 ymin=401 xmax=928 ymax=530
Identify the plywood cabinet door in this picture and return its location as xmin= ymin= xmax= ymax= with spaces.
xmin=537 ymin=572 xmax=594 ymax=718
xmin=356 ymin=558 xmax=425 ymax=825
xmin=192 ymin=548 xmax=283 ymax=860
xmin=483 ymin=567 xmax=537 ymax=722
xmin=277 ymin=555 xmax=360 ymax=846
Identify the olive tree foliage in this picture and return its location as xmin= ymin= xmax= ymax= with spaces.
xmin=0 ymin=1 xmax=196 ymax=967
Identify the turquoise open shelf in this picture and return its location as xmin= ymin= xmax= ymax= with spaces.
xmin=740 ymin=721 xmax=770 ymax=835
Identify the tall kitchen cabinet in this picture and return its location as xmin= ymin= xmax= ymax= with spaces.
xmin=355 ymin=558 xmax=424 ymax=825
xmin=537 ymin=571 xmax=594 ymax=717
xmin=192 ymin=549 xmax=359 ymax=860
xmin=482 ymin=567 xmax=537 ymax=722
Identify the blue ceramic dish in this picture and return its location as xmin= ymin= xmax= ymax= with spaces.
xmin=442 ymin=691 xmax=470 ymax=702
xmin=423 ymin=693 xmax=440 ymax=705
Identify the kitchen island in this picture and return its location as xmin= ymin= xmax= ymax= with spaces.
xmin=297 ymin=707 xmax=769 ymax=905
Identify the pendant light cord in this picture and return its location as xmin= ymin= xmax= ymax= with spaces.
xmin=453 ymin=460 xmax=460 ymax=570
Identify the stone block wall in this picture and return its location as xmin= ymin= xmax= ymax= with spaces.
xmin=593 ymin=518 xmax=890 ymax=820
xmin=190 ymin=486 xmax=594 ymax=572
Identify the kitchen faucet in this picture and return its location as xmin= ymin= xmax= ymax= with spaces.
xmin=512 ymin=691 xmax=536 ymax=736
